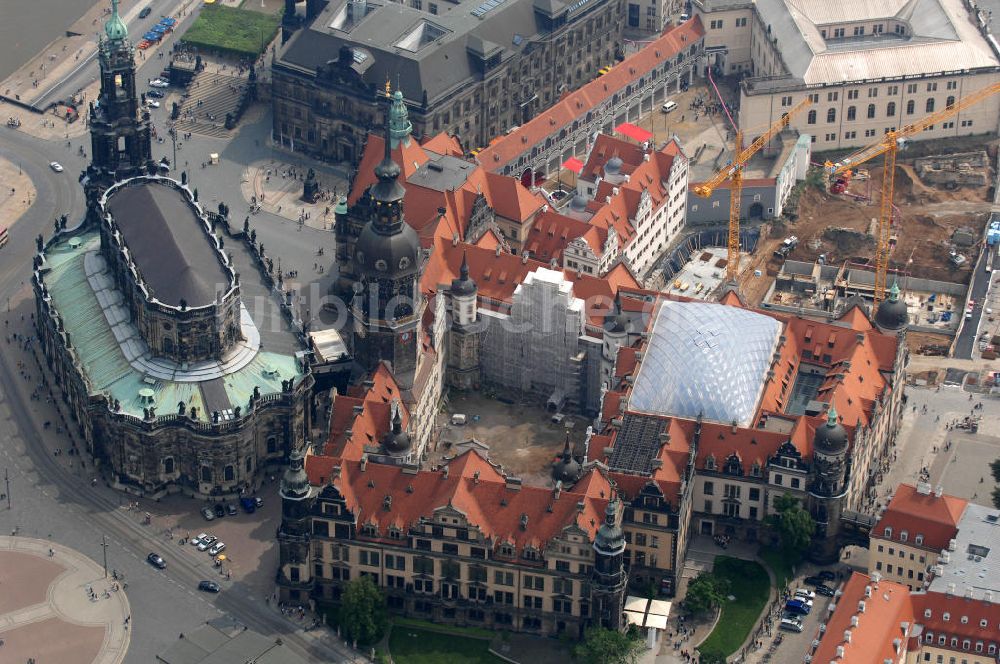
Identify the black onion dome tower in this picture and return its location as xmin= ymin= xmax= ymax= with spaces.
xmin=86 ymin=0 xmax=155 ymax=195
xmin=350 ymin=89 xmax=424 ymax=389
xmin=807 ymin=405 xmax=851 ymax=563
xmin=551 ymin=434 xmax=582 ymax=486
xmin=592 ymin=496 xmax=627 ymax=631
xmin=276 ymin=446 xmax=316 ymax=604
xmin=451 ymin=251 xmax=477 ymax=297
xmin=381 ymin=401 xmax=412 ymax=457
xmin=875 ymin=281 xmax=908 ymax=332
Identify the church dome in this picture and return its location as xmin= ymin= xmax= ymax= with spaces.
xmin=355 ymin=212 xmax=420 ymax=278
xmin=104 ymin=0 xmax=128 ymax=42
xmin=814 ymin=405 xmax=848 ymax=454
xmin=875 ymin=282 xmax=908 ymax=331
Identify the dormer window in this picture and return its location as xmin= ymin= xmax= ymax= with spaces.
xmin=925 ymin=632 xmax=933 ymax=643
xmin=388 ymin=526 xmax=403 ymax=540
xmin=961 ymin=616 xmax=969 ymax=624
xmin=924 ymin=609 xmax=932 ymax=618
xmin=523 ymin=547 xmax=539 ymax=561
xmin=915 ymin=534 xmax=924 ymax=545
xmin=900 ymin=530 xmax=908 ymax=542
xmin=884 ymin=527 xmax=893 ymax=538
xmin=706 ymin=455 xmax=716 ymax=471
xmin=498 ymin=544 xmax=515 ymax=557
xmin=362 ymin=523 xmax=378 ymax=537
xmin=943 ymin=612 xmax=950 ymax=622
xmin=751 ymin=461 xmax=762 ymax=477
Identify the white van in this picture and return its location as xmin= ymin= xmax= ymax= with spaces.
xmin=451 ymin=414 xmax=467 ymax=425
xmin=661 ymin=100 xmax=678 ymax=113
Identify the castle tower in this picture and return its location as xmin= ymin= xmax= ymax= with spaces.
xmin=388 ymin=90 xmax=413 ymax=149
xmin=808 ymin=405 xmax=850 ymax=563
xmin=350 ymin=87 xmax=424 ymax=389
xmin=446 ymin=251 xmax=481 ymax=389
xmin=86 ymin=0 xmax=154 ymax=192
xmin=277 ymin=446 xmax=316 ymax=604
xmin=875 ymin=281 xmax=909 ymax=333
xmin=591 ymin=497 xmax=627 ymax=631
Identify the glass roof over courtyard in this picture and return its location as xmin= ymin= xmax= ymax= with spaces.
xmin=629 ymin=301 xmax=782 ymax=427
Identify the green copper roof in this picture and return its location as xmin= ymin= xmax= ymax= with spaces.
xmin=888 ymin=281 xmax=901 ymax=302
xmin=104 ymin=0 xmax=128 ymax=43
xmin=42 ymin=230 xmax=304 ymax=422
xmin=827 ymin=403 xmax=838 ymax=427
xmin=389 ymin=89 xmax=412 ymax=149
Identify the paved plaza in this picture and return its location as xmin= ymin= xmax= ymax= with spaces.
xmin=0 ymin=536 xmax=130 ymax=664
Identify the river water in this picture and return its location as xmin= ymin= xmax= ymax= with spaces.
xmin=0 ymin=0 xmax=98 ymax=81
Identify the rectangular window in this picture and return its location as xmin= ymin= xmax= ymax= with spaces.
xmin=847 ymin=90 xmax=859 ymax=100
xmin=494 ymin=571 xmax=513 ymax=586
xmin=749 ymin=488 xmax=760 ymax=501
xmin=827 ymin=91 xmax=839 ymax=102
xmin=868 ymin=87 xmax=878 ymax=98
xmin=704 ymin=481 xmax=715 ymax=495
xmin=927 ymin=82 xmax=938 ymax=92
xmin=781 ymin=96 xmax=792 ymax=107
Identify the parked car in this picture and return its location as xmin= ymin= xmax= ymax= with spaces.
xmin=240 ymin=497 xmax=256 ymax=513
xmin=818 ymin=570 xmax=836 ymax=581
xmin=197 ymin=535 xmax=217 ymax=551
xmin=785 ymin=599 xmax=810 ymax=615
xmin=198 ymin=580 xmax=221 ymax=593
xmin=780 ymin=617 xmax=804 ymax=632
xmin=139 ymin=6 xmax=152 ymax=18
xmin=200 ymin=507 xmax=215 ymax=521
xmin=815 ymin=584 xmax=836 ymax=597
xmin=149 ymin=78 xmax=169 ymax=88
xmin=191 ymin=533 xmax=209 ymax=547
xmin=803 ymin=575 xmax=825 ymax=586
xmin=255 ymin=496 xmax=263 ymax=508
xmin=794 ymin=588 xmax=816 ymax=600
xmin=146 ymin=100 xmax=160 ymax=108
xmin=146 ymin=89 xmax=164 ymax=98
xmin=226 ymin=503 xmax=238 ymax=516
xmin=209 ymin=542 xmax=226 ymax=556
xmin=147 ymin=552 xmax=166 ymax=569
xmin=214 ymin=504 xmax=225 ymax=518
xmin=49 ymin=161 xmax=64 ymax=172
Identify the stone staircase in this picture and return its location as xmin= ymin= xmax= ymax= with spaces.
xmin=173 ymin=70 xmax=248 ymax=138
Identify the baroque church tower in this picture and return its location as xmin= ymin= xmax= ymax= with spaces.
xmin=350 ymin=87 xmax=424 ymax=389
xmin=86 ymin=0 xmax=154 ymax=193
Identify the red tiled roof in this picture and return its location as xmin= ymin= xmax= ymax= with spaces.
xmin=873 ymin=483 xmax=968 ymax=552
xmin=323 ymin=364 xmax=410 ymax=462
xmin=580 ymin=134 xmax=648 ymax=182
xmin=482 ymin=171 xmax=545 ymax=221
xmin=319 ymin=449 xmax=612 ymax=556
xmin=476 ymin=18 xmax=705 ymax=171
xmin=523 ymin=209 xmax=595 ymax=263
xmin=912 ymin=590 xmax=1000 ymax=647
xmin=813 ymin=572 xmax=915 ymax=664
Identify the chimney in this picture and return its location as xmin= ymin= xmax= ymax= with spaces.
xmin=360 ymin=455 xmax=368 ymax=471
xmin=522 ymin=253 xmax=529 ymax=264
xmin=864 ymin=585 xmax=872 ymax=598
xmin=935 ymin=485 xmax=944 ymax=497
xmin=520 ymin=513 xmax=529 ymax=530
xmin=495 ymin=245 xmax=502 ymax=257
xmin=473 ymin=470 xmax=480 ymax=484
xmin=442 ymin=465 xmax=450 ymax=479
xmin=856 ymin=333 xmax=865 ymax=345
xmin=643 ymin=153 xmax=651 ymax=162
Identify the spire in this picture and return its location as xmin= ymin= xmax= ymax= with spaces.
xmin=389 ymin=90 xmax=413 ymax=149
xmin=827 ymin=404 xmax=838 ymax=427
xmin=888 ymin=281 xmax=900 ymax=302
xmin=460 ymin=250 xmax=470 ymax=281
xmin=371 ymin=89 xmax=404 ymax=206
xmin=561 ymin=432 xmax=572 ymax=460
xmin=104 ymin=0 xmax=129 ymax=43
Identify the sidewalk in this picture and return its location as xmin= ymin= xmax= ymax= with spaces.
xmin=0 ymin=156 xmax=37 ymax=230
xmin=0 ymin=536 xmax=131 ymax=664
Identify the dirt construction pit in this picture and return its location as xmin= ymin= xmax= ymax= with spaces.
xmin=433 ymin=392 xmax=585 ymax=487
xmin=788 ymin=157 xmax=994 ymax=283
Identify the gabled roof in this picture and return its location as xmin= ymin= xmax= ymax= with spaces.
xmin=322 ymin=364 xmax=410 ymax=461
xmin=580 ymin=134 xmax=648 ymax=182
xmin=873 ymin=483 xmax=968 ymax=551
xmin=313 ymin=449 xmax=612 ymax=556
xmin=523 ymin=209 xmax=595 ymax=263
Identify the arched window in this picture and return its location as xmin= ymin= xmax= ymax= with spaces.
xmin=946 ymin=95 xmax=955 ymax=109
xmin=266 ymin=436 xmax=278 ymax=453
xmin=846 ymin=106 xmax=856 ymax=121
xmin=926 ymin=98 xmax=935 ymax=113
xmin=224 ymin=465 xmax=235 ymax=482
xmin=164 ymin=457 xmax=175 ymax=475
xmin=200 ymin=466 xmax=212 ymax=482
xmin=807 ymin=110 xmax=816 ymax=125
xmin=886 ymin=102 xmax=896 ymax=117
xmin=827 ymin=108 xmax=836 ymax=123
xmin=906 ymin=100 xmax=915 ymax=115
xmin=867 ymin=104 xmax=876 ymax=119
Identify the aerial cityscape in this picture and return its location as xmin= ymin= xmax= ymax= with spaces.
xmin=1 ymin=0 xmax=1000 ymax=662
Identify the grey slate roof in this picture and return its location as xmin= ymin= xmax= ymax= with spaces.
xmin=277 ymin=0 xmax=572 ymax=102
xmin=107 ymin=182 xmax=230 ymax=307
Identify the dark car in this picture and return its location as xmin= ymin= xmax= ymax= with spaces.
xmin=147 ymin=552 xmax=166 ymax=569
xmin=240 ymin=497 xmax=256 ymax=513
xmin=146 ymin=90 xmax=164 ymax=99
xmin=818 ymin=570 xmax=836 ymax=581
xmin=226 ymin=503 xmax=238 ymax=516
xmin=198 ymin=580 xmax=221 ymax=593
xmin=785 ymin=599 xmax=810 ymax=615
xmin=254 ymin=496 xmax=263 ymax=508
xmin=214 ymin=504 xmax=225 ymax=518
xmin=139 ymin=6 xmax=152 ymax=18
xmin=803 ymin=575 xmax=825 ymax=586
xmin=815 ymin=584 xmax=836 ymax=597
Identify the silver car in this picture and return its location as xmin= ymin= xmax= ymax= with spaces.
xmin=208 ymin=542 xmax=226 ymax=556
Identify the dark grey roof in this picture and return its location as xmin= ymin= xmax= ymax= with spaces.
xmin=277 ymin=0 xmax=561 ymax=102
xmin=199 ymin=377 xmax=232 ymax=414
xmin=875 ymin=297 xmax=908 ymax=330
xmin=107 ymin=182 xmax=230 ymax=307
xmin=407 ymin=155 xmax=477 ymax=192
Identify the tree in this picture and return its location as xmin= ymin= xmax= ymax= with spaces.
xmin=573 ymin=626 xmax=644 ymax=664
xmin=990 ymin=458 xmax=1000 ymax=484
xmin=992 ymin=485 xmax=1000 ymax=510
xmin=337 ymin=576 xmax=388 ymax=646
xmin=770 ymin=492 xmax=816 ymax=556
xmin=684 ymin=571 xmax=729 ymax=616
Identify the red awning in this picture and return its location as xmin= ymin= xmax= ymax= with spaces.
xmin=615 ymin=122 xmax=653 ymax=143
xmin=562 ymin=157 xmax=584 ymax=174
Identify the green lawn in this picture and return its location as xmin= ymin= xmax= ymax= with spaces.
xmin=388 ymin=626 xmax=504 ymax=664
xmin=759 ymin=547 xmax=799 ymax=588
xmin=698 ymin=557 xmax=771 ymax=660
xmin=181 ymin=4 xmax=279 ymax=57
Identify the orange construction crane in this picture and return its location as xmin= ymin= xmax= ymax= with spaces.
xmin=693 ymin=98 xmax=812 ymax=282
xmin=825 ymin=81 xmax=1000 ymax=307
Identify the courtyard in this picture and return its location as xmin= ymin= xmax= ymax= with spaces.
xmin=433 ymin=391 xmax=587 ymax=486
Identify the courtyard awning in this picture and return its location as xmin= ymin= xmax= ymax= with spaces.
xmin=561 ymin=157 xmax=584 ymax=174
xmin=615 ymin=122 xmax=653 ymax=143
